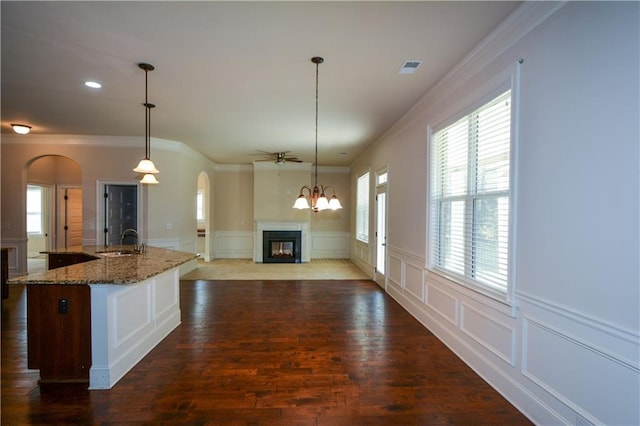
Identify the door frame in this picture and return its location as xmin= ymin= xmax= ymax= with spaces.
xmin=95 ymin=180 xmax=142 ymax=246
xmin=374 ymin=167 xmax=388 ymax=289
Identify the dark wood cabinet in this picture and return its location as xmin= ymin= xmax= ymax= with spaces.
xmin=48 ymin=253 xmax=98 ymax=270
xmin=27 ymin=284 xmax=91 ymax=383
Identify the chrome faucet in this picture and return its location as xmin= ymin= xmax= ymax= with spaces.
xmin=120 ymin=228 xmax=145 ymax=253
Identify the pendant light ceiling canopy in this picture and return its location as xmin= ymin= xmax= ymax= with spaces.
xmin=293 ymin=56 xmax=342 ymax=213
xmin=133 ymin=62 xmax=159 ymax=183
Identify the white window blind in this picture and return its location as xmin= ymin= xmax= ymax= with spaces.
xmin=430 ymin=90 xmax=512 ymax=293
xmin=356 ymin=172 xmax=370 ymax=242
xmin=26 ymin=185 xmax=43 ymax=234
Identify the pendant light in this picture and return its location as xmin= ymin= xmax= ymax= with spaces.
xmin=133 ymin=63 xmax=159 ymax=183
xmin=293 ymin=57 xmax=342 ymax=212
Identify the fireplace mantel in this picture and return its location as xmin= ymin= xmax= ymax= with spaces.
xmin=254 ymin=221 xmax=310 ymax=263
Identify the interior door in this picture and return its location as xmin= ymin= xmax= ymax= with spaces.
xmin=58 ymin=187 xmax=83 ymax=249
xmin=104 ymin=185 xmax=137 ymax=246
xmin=374 ymin=188 xmax=387 ymax=288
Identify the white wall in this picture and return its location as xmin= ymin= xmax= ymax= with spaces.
xmin=350 ymin=2 xmax=639 ymax=425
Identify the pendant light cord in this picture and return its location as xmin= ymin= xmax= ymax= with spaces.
xmin=144 ymin=68 xmax=149 ymax=159
xmin=314 ymin=59 xmax=319 ymax=188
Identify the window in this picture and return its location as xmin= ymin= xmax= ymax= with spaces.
xmin=356 ymin=172 xmax=370 ymax=242
xmin=377 ymin=171 xmax=387 ymax=186
xmin=430 ymin=90 xmax=512 ymax=294
xmin=26 ymin=185 xmax=43 ymax=234
xmin=196 ymin=190 xmax=204 ymax=222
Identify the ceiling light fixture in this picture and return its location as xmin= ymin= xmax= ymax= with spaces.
xmin=293 ymin=57 xmax=342 ymax=213
xmin=11 ymin=124 xmax=31 ymax=134
xmin=133 ymin=63 xmax=159 ymax=184
xmin=84 ymin=81 xmax=102 ymax=89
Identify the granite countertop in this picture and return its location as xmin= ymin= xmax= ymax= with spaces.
xmin=8 ymin=245 xmax=198 ymax=285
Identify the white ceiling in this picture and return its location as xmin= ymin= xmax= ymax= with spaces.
xmin=1 ymin=1 xmax=520 ymax=166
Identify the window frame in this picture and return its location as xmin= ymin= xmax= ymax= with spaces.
xmin=427 ymin=65 xmax=520 ymax=304
xmin=355 ymin=171 xmax=370 ymax=243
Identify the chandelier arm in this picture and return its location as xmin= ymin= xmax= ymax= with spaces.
xmin=297 ymin=185 xmax=313 ymax=196
xmin=319 ymin=185 xmax=337 ymax=196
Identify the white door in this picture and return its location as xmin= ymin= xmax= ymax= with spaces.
xmin=58 ymin=187 xmax=83 ymax=248
xmin=374 ymin=188 xmax=387 ymax=288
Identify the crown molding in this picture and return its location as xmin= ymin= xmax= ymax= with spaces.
xmin=1 ymin=134 xmax=142 ymax=147
xmin=253 ymin=161 xmax=312 ymax=171
xmin=214 ymin=164 xmax=254 ymax=172
xmin=2 ymin=133 xmax=217 ymax=166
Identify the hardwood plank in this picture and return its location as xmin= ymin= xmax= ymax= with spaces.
xmin=2 ymin=280 xmax=532 ymax=424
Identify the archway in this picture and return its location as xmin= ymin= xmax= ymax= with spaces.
xmin=25 ymin=155 xmax=82 ymax=272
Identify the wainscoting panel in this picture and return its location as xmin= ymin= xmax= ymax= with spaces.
xmin=388 ymin=253 xmax=403 ymax=292
xmin=426 ymin=282 xmax=459 ymax=327
xmin=213 ymin=231 xmax=254 ymax=259
xmin=2 ymin=238 xmax=27 ymax=278
xmin=147 ymin=238 xmax=181 ymax=251
xmin=180 ymin=240 xmax=197 ymax=255
xmin=518 ymin=290 xmax=640 ymax=426
xmin=460 ymin=303 xmax=515 ymax=366
xmin=404 ymin=261 xmax=425 ymax=303
xmin=350 ymin=238 xmax=372 ymax=277
xmin=310 ymin=232 xmax=349 ymax=258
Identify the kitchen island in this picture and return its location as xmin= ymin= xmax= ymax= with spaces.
xmin=8 ymin=245 xmax=198 ymax=389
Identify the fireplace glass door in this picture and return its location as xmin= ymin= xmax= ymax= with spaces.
xmin=263 ymin=230 xmax=302 ymax=263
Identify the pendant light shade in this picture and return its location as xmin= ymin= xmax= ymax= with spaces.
xmin=133 ymin=158 xmax=159 ymax=174
xmin=292 ymin=56 xmax=342 ymax=213
xmin=140 ymin=173 xmax=159 ymax=184
xmin=134 ymin=63 xmax=159 ymax=183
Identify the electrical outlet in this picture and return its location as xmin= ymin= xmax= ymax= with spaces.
xmin=58 ymin=298 xmax=69 ymax=314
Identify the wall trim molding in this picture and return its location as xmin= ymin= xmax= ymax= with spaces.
xmin=517 ymin=290 xmax=639 ymax=347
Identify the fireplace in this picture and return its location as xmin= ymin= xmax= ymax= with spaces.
xmin=263 ymin=230 xmax=302 ymax=263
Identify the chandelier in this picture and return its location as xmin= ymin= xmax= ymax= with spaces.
xmin=133 ymin=63 xmax=159 ymax=184
xmin=293 ymin=57 xmax=342 ymax=212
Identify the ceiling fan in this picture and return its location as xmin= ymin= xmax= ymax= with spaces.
xmin=254 ymin=151 xmax=303 ymax=164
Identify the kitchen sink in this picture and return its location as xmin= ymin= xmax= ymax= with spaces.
xmin=97 ymin=250 xmax=134 ymax=258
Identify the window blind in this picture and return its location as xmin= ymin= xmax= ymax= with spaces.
xmin=356 ymin=172 xmax=370 ymax=242
xmin=431 ymin=90 xmax=511 ymax=293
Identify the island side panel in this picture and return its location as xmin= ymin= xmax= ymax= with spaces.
xmin=89 ymin=268 xmax=181 ymax=389
xmin=26 ymin=284 xmax=91 ymax=382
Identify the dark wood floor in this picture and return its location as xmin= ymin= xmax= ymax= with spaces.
xmin=2 ymin=280 xmax=531 ymax=425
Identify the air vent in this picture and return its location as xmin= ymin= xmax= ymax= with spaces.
xmin=398 ymin=60 xmax=423 ymax=74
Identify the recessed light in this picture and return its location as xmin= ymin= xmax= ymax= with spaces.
xmin=85 ymin=81 xmax=102 ymax=89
